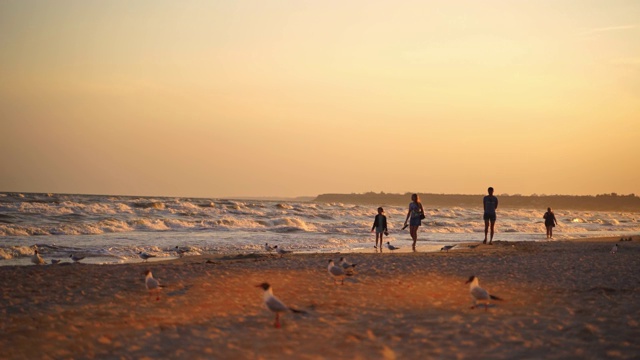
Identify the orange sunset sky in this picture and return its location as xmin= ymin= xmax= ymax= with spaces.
xmin=1 ymin=1 xmax=639 ymax=198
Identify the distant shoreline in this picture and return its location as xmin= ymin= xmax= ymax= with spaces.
xmin=313 ymin=192 xmax=640 ymax=212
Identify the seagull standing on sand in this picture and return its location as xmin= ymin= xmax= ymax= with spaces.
xmin=256 ymin=282 xmax=306 ymax=328
xmin=328 ymin=260 xmax=352 ymax=285
xmin=339 ymin=257 xmax=357 ymax=269
xmin=339 ymin=257 xmax=357 ymax=275
xmin=139 ymin=252 xmax=156 ymax=262
xmin=264 ymin=243 xmax=275 ymax=253
xmin=610 ymin=244 xmax=618 ymax=254
xmin=31 ymin=250 xmax=45 ymax=265
xmin=175 ymin=246 xmax=189 ymax=257
xmin=273 ymin=245 xmax=292 ymax=257
xmin=386 ymin=242 xmax=400 ymax=251
xmin=465 ymin=275 xmax=504 ymax=311
xmin=441 ymin=245 xmax=456 ymax=252
xmin=69 ymin=254 xmax=85 ymax=263
xmin=144 ymin=270 xmax=161 ymax=301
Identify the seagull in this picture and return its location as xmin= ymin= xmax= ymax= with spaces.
xmin=31 ymin=250 xmax=45 ymax=265
xmin=50 ymin=259 xmax=61 ymax=265
xmin=69 ymin=254 xmax=85 ymax=263
xmin=465 ymin=275 xmax=504 ymax=311
xmin=264 ymin=243 xmax=275 ymax=253
xmin=339 ymin=257 xmax=357 ymax=269
xmin=256 ymin=282 xmax=306 ymax=328
xmin=174 ymin=246 xmax=190 ymax=257
xmin=144 ymin=270 xmax=161 ymax=301
xmin=610 ymin=244 xmax=618 ymax=254
xmin=467 ymin=244 xmax=480 ymax=249
xmin=328 ymin=260 xmax=352 ymax=285
xmin=139 ymin=252 xmax=156 ymax=262
xmin=386 ymin=242 xmax=400 ymax=251
xmin=339 ymin=257 xmax=357 ymax=275
xmin=273 ymin=245 xmax=292 ymax=257
xmin=440 ymin=245 xmax=456 ymax=252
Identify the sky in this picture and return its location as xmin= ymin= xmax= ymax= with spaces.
xmin=1 ymin=0 xmax=639 ymax=198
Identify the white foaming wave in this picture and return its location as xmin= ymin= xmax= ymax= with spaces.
xmin=132 ymin=201 xmax=166 ymax=210
xmin=18 ymin=202 xmax=74 ymax=215
xmin=213 ymin=217 xmax=265 ymax=229
xmin=130 ymin=219 xmax=171 ymax=231
xmin=163 ymin=218 xmax=199 ymax=229
xmin=99 ymin=219 xmax=133 ymax=233
xmin=0 ymin=225 xmax=39 ymax=236
xmin=50 ymin=223 xmax=104 ymax=235
xmin=0 ymin=245 xmax=36 ymax=259
xmin=269 ymin=217 xmax=316 ymax=231
xmin=276 ymin=203 xmax=293 ymax=210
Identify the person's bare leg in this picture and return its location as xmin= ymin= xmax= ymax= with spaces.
xmin=489 ymin=220 xmax=495 ymax=244
xmin=483 ymin=220 xmax=489 ymax=244
xmin=410 ymin=226 xmax=417 ymax=250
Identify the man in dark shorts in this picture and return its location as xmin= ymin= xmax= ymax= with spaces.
xmin=483 ymin=187 xmax=498 ymax=244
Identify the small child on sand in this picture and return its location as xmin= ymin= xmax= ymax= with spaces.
xmin=371 ymin=207 xmax=388 ymax=249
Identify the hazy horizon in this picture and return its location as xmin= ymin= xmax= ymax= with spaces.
xmin=1 ymin=1 xmax=639 ymax=198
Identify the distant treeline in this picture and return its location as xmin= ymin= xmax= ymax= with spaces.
xmin=314 ymin=192 xmax=640 ymax=212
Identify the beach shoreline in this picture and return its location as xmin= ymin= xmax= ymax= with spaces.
xmin=1 ymin=236 xmax=639 ymax=359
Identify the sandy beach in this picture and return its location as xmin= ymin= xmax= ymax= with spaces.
xmin=1 ymin=237 xmax=639 ymax=359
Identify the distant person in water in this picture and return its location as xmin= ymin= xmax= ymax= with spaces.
xmin=483 ymin=187 xmax=498 ymax=244
xmin=543 ymin=207 xmax=558 ymax=239
xmin=404 ymin=194 xmax=424 ymax=251
xmin=371 ymin=207 xmax=388 ymax=250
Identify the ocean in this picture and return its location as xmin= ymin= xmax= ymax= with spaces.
xmin=1 ymin=192 xmax=638 ymax=266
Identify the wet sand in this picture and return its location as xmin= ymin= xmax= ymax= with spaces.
xmin=1 ymin=237 xmax=639 ymax=359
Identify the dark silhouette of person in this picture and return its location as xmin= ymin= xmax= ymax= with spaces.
xmin=483 ymin=187 xmax=498 ymax=244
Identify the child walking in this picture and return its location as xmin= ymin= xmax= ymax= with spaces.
xmin=371 ymin=207 xmax=388 ymax=250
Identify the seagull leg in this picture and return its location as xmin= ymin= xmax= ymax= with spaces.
xmin=274 ymin=313 xmax=281 ymax=328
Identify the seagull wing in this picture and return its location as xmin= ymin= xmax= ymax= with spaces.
xmin=471 ymin=286 xmax=490 ymax=301
xmin=146 ymin=277 xmax=159 ymax=290
xmin=265 ymin=295 xmax=289 ymax=313
xmin=330 ymin=265 xmax=345 ymax=277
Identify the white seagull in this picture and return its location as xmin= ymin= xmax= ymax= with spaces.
xmin=339 ymin=257 xmax=357 ymax=269
xmin=69 ymin=254 xmax=85 ymax=263
xmin=440 ymin=245 xmax=456 ymax=252
xmin=256 ymin=282 xmax=306 ymax=328
xmin=264 ymin=243 xmax=275 ymax=253
xmin=328 ymin=259 xmax=352 ymax=285
xmin=273 ymin=245 xmax=292 ymax=257
xmin=610 ymin=244 xmax=618 ymax=254
xmin=339 ymin=257 xmax=357 ymax=275
xmin=465 ymin=275 xmax=504 ymax=311
xmin=144 ymin=270 xmax=161 ymax=301
xmin=386 ymin=242 xmax=400 ymax=251
xmin=175 ymin=246 xmax=190 ymax=257
xmin=139 ymin=252 xmax=157 ymax=262
xmin=31 ymin=250 xmax=45 ymax=265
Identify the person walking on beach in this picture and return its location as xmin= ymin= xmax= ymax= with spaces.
xmin=404 ymin=194 xmax=425 ymax=251
xmin=543 ymin=207 xmax=558 ymax=239
xmin=483 ymin=187 xmax=498 ymax=245
xmin=371 ymin=207 xmax=388 ymax=250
